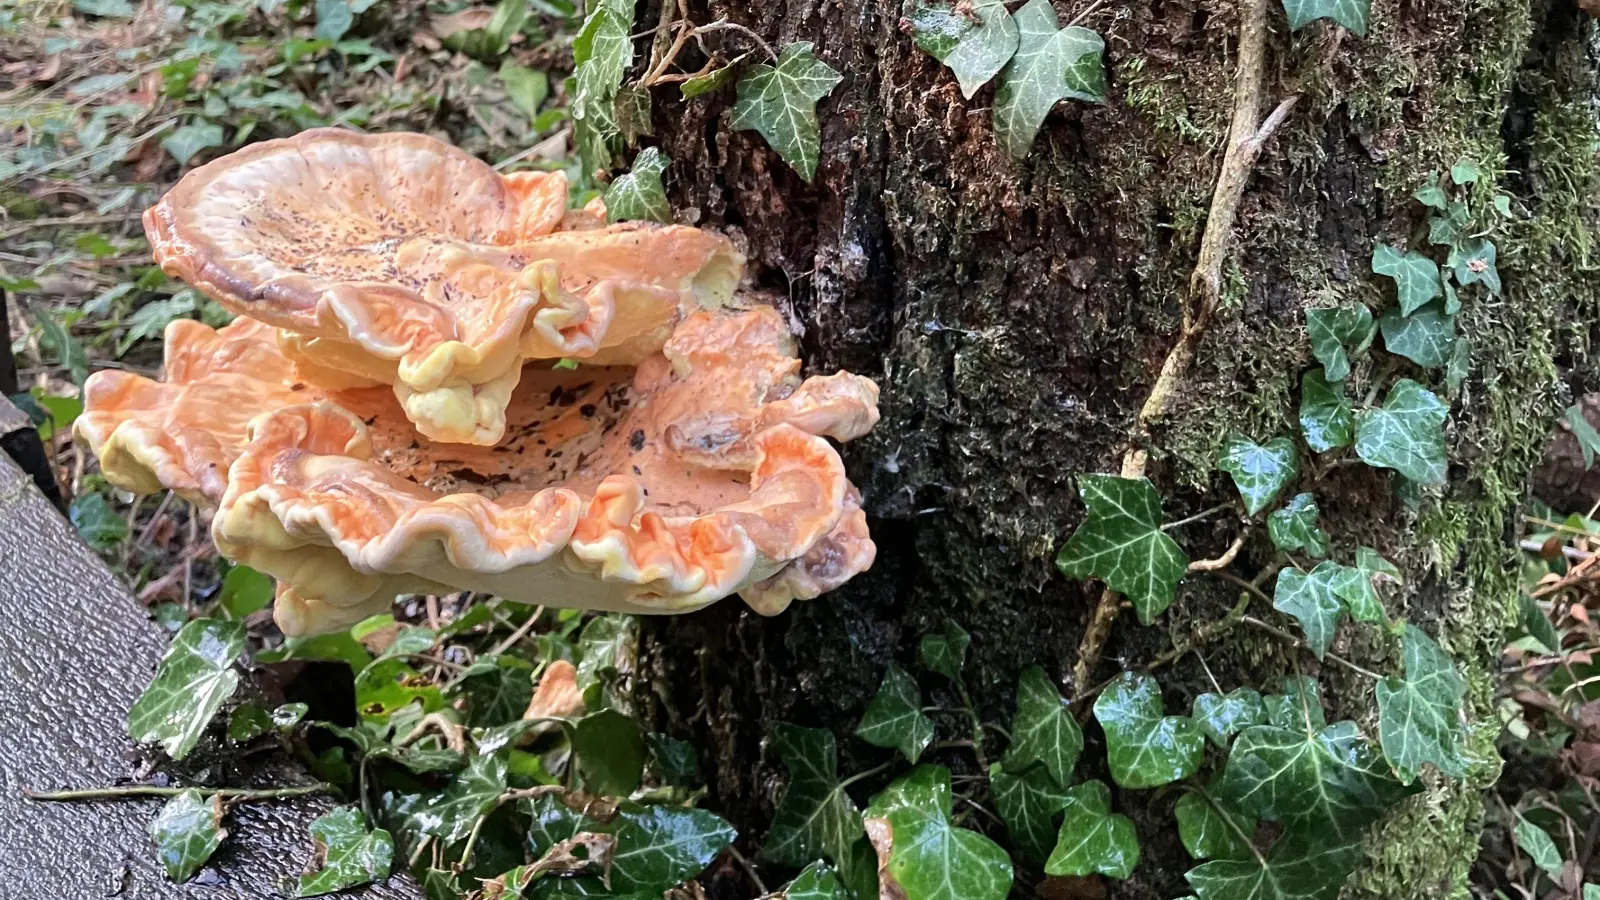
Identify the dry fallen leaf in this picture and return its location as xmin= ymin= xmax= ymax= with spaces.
xmin=525 ymin=659 xmax=584 ymax=721
xmin=429 ymin=8 xmax=494 ymax=39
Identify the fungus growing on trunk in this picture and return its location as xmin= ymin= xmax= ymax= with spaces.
xmin=77 ymin=129 xmax=880 ymax=635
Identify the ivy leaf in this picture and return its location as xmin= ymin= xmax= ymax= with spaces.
xmin=1371 ymin=246 xmax=1442 ymax=316
xmin=1356 ymin=547 xmax=1402 ymax=584
xmin=1429 ymin=201 xmax=1471 ymax=246
xmin=1186 ymin=832 xmax=1364 ymax=900
xmin=570 ymin=0 xmax=633 ymax=174
xmin=1093 ymin=673 xmax=1203 ymax=789
xmin=354 ymin=658 xmax=444 ymax=724
xmin=1514 ymin=818 xmax=1564 ymax=878
xmin=1413 ymin=183 xmax=1448 ymax=210
xmin=1281 ymin=0 xmax=1370 ymax=34
xmin=1192 ymin=688 xmax=1267 ymax=749
xmin=1379 ymin=302 xmax=1456 ymax=368
xmin=1272 ymin=563 xmax=1346 ymax=660
xmin=762 ymin=723 xmax=864 ymax=867
xmin=731 ymin=42 xmax=842 ymax=182
xmin=500 ymin=61 xmax=549 ymax=120
xmin=460 ymin=658 xmax=534 ymax=728
xmin=1056 ymin=475 xmax=1189 ymax=624
xmin=162 ymin=121 xmax=224 ymax=166
xmin=1450 ymin=159 xmax=1481 ymax=185
xmin=1299 ymin=369 xmax=1353 ymax=453
xmin=1446 ymin=336 xmax=1471 ymax=393
xmin=1567 ymin=404 xmax=1600 ymax=469
xmin=680 ymin=63 xmax=740 ymax=98
xmin=413 ymin=754 xmax=507 ymax=843
xmin=128 ymin=618 xmax=246 ymax=760
xmin=645 ymin=732 xmax=700 ymax=786
xmin=1354 ymin=379 xmax=1449 ymax=486
xmin=783 ymin=861 xmax=846 ymax=900
xmin=1325 ymin=562 xmax=1386 ymax=625
xmin=1452 ymin=238 xmax=1501 ymax=294
xmin=1218 ymin=435 xmax=1298 ymax=516
xmin=1520 ymin=593 xmax=1560 ymax=653
xmin=217 ymin=563 xmax=273 ymax=620
xmin=1217 ymin=721 xmax=1415 ymax=841
xmin=573 ymin=708 xmax=646 ymax=796
xmin=918 ymin=620 xmax=970 ymax=681
xmin=1043 ymin=780 xmax=1139 ymax=879
xmin=1304 ymin=304 xmax=1374 ymax=382
xmin=856 ymin=663 xmax=935 ymax=764
xmin=604 ymin=146 xmax=670 ymax=224
xmin=149 ymin=789 xmax=225 ymax=882
xmin=990 ymin=764 xmax=1070 ymax=865
xmin=865 ymin=765 xmax=1014 ymax=900
xmin=1264 ymin=677 xmax=1324 ymax=731
xmin=1175 ymin=791 xmax=1254 ymax=861
xmin=906 ymin=0 xmax=1020 ymax=98
xmin=71 ymin=492 xmax=129 ymax=551
xmin=1267 ymin=494 xmax=1329 ymax=559
xmin=608 ymin=805 xmax=737 ymax=892
xmin=297 ymin=806 xmax=393 ymax=896
xmin=576 ymin=613 xmax=636 ymax=710
xmin=313 ymin=722 xmax=465 ymax=773
xmin=992 ymin=0 xmax=1104 ymax=158
xmin=1376 ymin=625 xmax=1468 ymax=782
xmin=1000 ymin=664 xmax=1082 ymax=785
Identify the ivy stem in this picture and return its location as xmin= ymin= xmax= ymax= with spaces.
xmin=21 ymin=783 xmax=335 ymax=803
xmin=1197 ymin=787 xmax=1268 ymax=868
xmin=955 ymin=680 xmax=990 ymax=770
xmin=1162 ymin=502 xmax=1235 ymax=531
xmin=838 ymin=760 xmax=897 ymax=792
xmin=1239 ymin=615 xmax=1384 ymax=681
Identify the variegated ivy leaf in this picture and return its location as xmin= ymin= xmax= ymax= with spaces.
xmin=1267 ymin=493 xmax=1328 ymax=559
xmin=856 ymin=663 xmax=935 ymax=764
xmin=1281 ymin=0 xmax=1370 ymax=35
xmin=1413 ymin=182 xmax=1449 ymax=210
xmin=1354 ymin=379 xmax=1449 ymax=485
xmin=149 ymin=789 xmax=226 ymax=883
xmin=410 ymin=754 xmax=507 ymax=843
xmin=604 ymin=146 xmax=671 ymax=224
xmin=1429 ymin=201 xmax=1471 ymax=246
xmin=783 ymin=861 xmax=847 ymax=900
xmin=1371 ymin=245 xmax=1442 ymax=316
xmin=297 ymin=806 xmax=393 ymax=897
xmin=128 ymin=618 xmax=246 ymax=760
xmin=1356 ymin=547 xmax=1402 ymax=583
xmin=1043 ymin=780 xmax=1139 ymax=880
xmin=1264 ymin=676 xmax=1324 ymax=731
xmin=866 ymin=765 xmax=1014 ymax=900
xmin=1379 ymin=302 xmax=1455 ymax=368
xmin=1217 ymin=720 xmax=1414 ymax=841
xmin=1299 ymin=369 xmax=1353 ymax=453
xmin=1328 ymin=556 xmax=1390 ymax=624
xmin=1093 ymin=673 xmax=1203 ymax=789
xmin=1186 ymin=832 xmax=1364 ymax=900
xmin=731 ymin=42 xmax=843 ymax=182
xmin=1375 ymin=625 xmax=1468 ymax=782
xmin=1304 ymin=303 xmax=1373 ymax=382
xmin=1514 ymin=819 xmax=1565 ymax=878
xmin=1174 ymin=790 xmax=1254 ymax=861
xmin=992 ymin=0 xmax=1104 ymax=158
xmin=1218 ymin=434 xmax=1298 ymax=516
xmin=906 ymin=0 xmax=1020 ymax=98
xmin=918 ymin=619 xmax=970 ymax=681
xmin=1000 ymin=664 xmax=1082 ymax=785
xmin=762 ymin=723 xmax=864 ymax=867
xmin=1056 ymin=475 xmax=1189 ymax=624
xmin=990 ymin=763 xmax=1070 ymax=865
xmin=1451 ymin=237 xmax=1502 ymax=294
xmin=1192 ymin=687 xmax=1267 ymax=749
xmin=1272 ymin=563 xmax=1346 ymax=660
xmin=570 ymin=0 xmax=633 ymax=175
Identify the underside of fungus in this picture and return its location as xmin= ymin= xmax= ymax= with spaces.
xmin=77 ymin=129 xmax=881 ymax=636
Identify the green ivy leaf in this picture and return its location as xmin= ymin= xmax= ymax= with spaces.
xmin=680 ymin=63 xmax=740 ymax=98
xmin=1056 ymin=475 xmax=1189 ymax=624
xmin=1192 ymin=688 xmax=1267 ymax=749
xmin=1449 ymin=159 xmax=1481 ymax=185
xmin=29 ymin=302 xmax=89 ymax=386
xmin=1281 ymin=0 xmax=1370 ymax=34
xmin=1267 ymin=494 xmax=1329 ymax=559
xmin=313 ymin=722 xmax=465 ymax=773
xmin=906 ymin=0 xmax=1020 ymax=98
xmin=992 ymin=0 xmax=1104 ymax=158
xmin=856 ymin=663 xmax=935 ymax=764
xmin=1520 ymin=593 xmax=1560 ymax=654
xmin=1567 ymin=405 xmax=1600 ymax=470
xmin=297 ymin=806 xmax=393 ymax=896
xmin=460 ymin=658 xmax=534 ymax=728
xmin=1371 ymin=246 xmax=1442 ymax=316
xmin=645 ymin=732 xmax=700 ymax=786
xmin=1452 ymin=238 xmax=1501 ymax=295
xmin=1000 ymin=664 xmax=1082 ymax=785
xmin=1429 ymin=201 xmax=1471 ymax=246
xmin=783 ymin=861 xmax=846 ymax=900
xmin=866 ymin=766 xmax=1014 ymax=900
xmin=570 ymin=0 xmax=633 ymax=174
xmin=413 ymin=754 xmax=507 ymax=843
xmin=1272 ymin=563 xmax=1346 ymax=660
xmin=1264 ymin=677 xmax=1324 ymax=731
xmin=1299 ymin=369 xmax=1354 ymax=453
xmin=918 ymin=620 xmax=970 ymax=681
xmin=608 ymin=804 xmax=737 ymax=892
xmin=1322 ymin=562 xmax=1384 ymax=625
xmin=71 ymin=492 xmax=129 ymax=551
xmin=730 ymin=42 xmax=842 ymax=182
xmin=573 ymin=708 xmax=646 ymax=795
xmin=162 ymin=121 xmax=224 ymax=166
xmin=990 ymin=764 xmax=1070 ymax=865
xmin=1217 ymin=435 xmax=1298 ymax=516
xmin=1043 ymin=780 xmax=1139 ymax=879
xmin=1186 ymin=832 xmax=1363 ymax=900
xmin=1217 ymin=721 xmax=1414 ymax=841
xmin=128 ymin=618 xmax=245 ymax=760
xmin=354 ymin=657 xmax=444 ymax=725
xmin=1175 ymin=790 xmax=1254 ymax=861
xmin=1413 ymin=183 xmax=1448 ymax=210
xmin=1304 ymin=304 xmax=1374 ymax=382
xmin=1094 ymin=673 xmax=1203 ymax=789
xmin=1379 ymin=302 xmax=1455 ymax=368
xmin=1514 ymin=818 xmax=1564 ymax=878
xmin=1376 ymin=625 xmax=1468 ymax=782
xmin=500 ymin=61 xmax=549 ymax=120
xmin=229 ymin=704 xmax=272 ymax=742
xmin=605 ymin=146 xmax=670 ymax=224
xmin=762 ymin=723 xmax=865 ymax=867
xmin=149 ymin=789 xmax=225 ymax=882
xmin=217 ymin=563 xmax=273 ymax=620
xmin=1445 ymin=336 xmax=1471 ymax=392
xmin=1354 ymin=379 xmax=1449 ymax=485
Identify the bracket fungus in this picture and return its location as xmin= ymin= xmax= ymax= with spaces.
xmin=77 ymin=129 xmax=880 ymax=636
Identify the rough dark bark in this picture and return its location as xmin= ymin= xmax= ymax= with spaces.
xmin=635 ymin=1 xmax=1600 ymax=897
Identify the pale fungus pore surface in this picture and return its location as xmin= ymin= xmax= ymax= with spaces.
xmin=77 ymin=130 xmax=880 ymax=636
xmin=142 ymin=128 xmax=745 ymax=445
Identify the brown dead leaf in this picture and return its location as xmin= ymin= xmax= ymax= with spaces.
xmin=1571 ymin=604 xmax=1590 ymax=624
xmin=1583 ymin=0 xmax=1600 ymax=19
xmin=865 ymin=815 xmax=906 ymax=900
xmin=429 ymin=8 xmax=494 ymax=39
xmin=529 ymin=832 xmax=616 ymax=879
xmin=1541 ymin=535 xmax=1565 ymax=560
xmin=1567 ymin=741 xmax=1600 ymax=776
xmin=526 ymin=659 xmax=584 ymax=721
xmin=411 ymin=30 xmax=442 ymax=52
xmin=356 ymin=621 xmax=404 ymax=655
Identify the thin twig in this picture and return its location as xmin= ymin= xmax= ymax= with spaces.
xmin=23 ymin=783 xmax=335 ymax=802
xmin=727 ymin=845 xmax=768 ymax=896
xmin=1163 ymin=502 xmax=1235 ymax=531
xmin=1188 ymin=533 xmax=1247 ymax=572
xmin=488 ymin=606 xmax=545 ymax=657
xmin=1240 ymin=615 xmax=1383 ymax=680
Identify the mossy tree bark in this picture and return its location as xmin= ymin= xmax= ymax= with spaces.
xmin=636 ymin=1 xmax=1600 ymax=897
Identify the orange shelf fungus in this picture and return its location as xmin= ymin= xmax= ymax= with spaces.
xmin=77 ymin=129 xmax=880 ymax=636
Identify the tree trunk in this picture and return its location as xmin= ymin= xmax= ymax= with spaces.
xmin=637 ymin=1 xmax=1600 ymax=897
